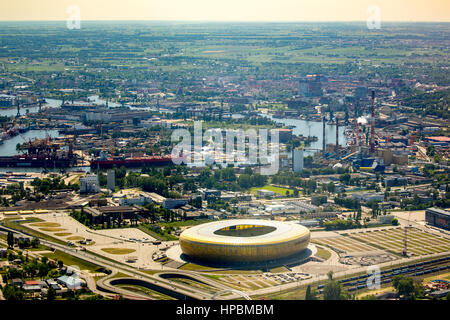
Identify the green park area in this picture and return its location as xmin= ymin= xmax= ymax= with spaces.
xmin=101 ymin=248 xmax=136 ymax=255
xmin=250 ymin=185 xmax=294 ymax=196
xmin=41 ymin=250 xmax=101 ymax=272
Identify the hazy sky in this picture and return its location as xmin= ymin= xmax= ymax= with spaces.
xmin=0 ymin=0 xmax=449 ymax=22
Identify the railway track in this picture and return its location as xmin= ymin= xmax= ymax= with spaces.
xmin=317 ymin=256 xmax=450 ymax=293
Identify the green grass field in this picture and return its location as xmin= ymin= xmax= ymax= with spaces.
xmin=315 ymin=247 xmax=332 ymax=261
xmin=214 ymin=226 xmax=276 ymax=237
xmin=101 ymin=248 xmax=136 ymax=255
xmin=1 ymin=218 xmax=67 ymax=246
xmin=178 ymin=263 xmax=218 ymax=271
xmin=250 ymin=185 xmax=294 ymax=196
xmin=41 ymin=250 xmax=101 ymax=272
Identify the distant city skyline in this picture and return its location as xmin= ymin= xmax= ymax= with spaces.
xmin=0 ymin=0 xmax=449 ymax=22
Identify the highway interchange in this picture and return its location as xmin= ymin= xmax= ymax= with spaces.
xmin=1 ymin=210 xmax=449 ymax=300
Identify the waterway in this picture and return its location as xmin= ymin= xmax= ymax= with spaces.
xmin=0 ymin=129 xmax=61 ymax=156
xmin=262 ymin=114 xmax=347 ymax=156
xmin=0 ymin=98 xmax=63 ymax=117
xmin=0 ymin=128 xmax=91 ymax=173
xmin=0 ymin=95 xmax=346 ymax=167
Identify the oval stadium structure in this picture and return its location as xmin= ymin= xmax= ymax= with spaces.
xmin=179 ymin=219 xmax=310 ymax=263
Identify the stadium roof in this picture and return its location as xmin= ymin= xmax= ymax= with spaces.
xmin=180 ymin=219 xmax=309 ymax=246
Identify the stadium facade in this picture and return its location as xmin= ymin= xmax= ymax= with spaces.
xmin=179 ymin=219 xmax=310 ymax=263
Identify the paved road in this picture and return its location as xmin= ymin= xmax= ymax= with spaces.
xmin=2 ymin=221 xmax=449 ymax=301
xmin=246 ymin=250 xmax=450 ymax=298
xmin=95 ymin=271 xmax=153 ymax=300
xmin=0 ymin=225 xmax=221 ymax=300
xmin=153 ymin=270 xmax=231 ymax=291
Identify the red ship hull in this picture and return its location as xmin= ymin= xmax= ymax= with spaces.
xmin=90 ymin=157 xmax=174 ymax=168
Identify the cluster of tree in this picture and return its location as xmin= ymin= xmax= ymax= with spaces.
xmin=0 ymin=182 xmax=43 ymax=206
xmin=366 ymin=201 xmax=385 ymax=219
xmin=403 ymin=89 xmax=450 ymax=119
xmin=304 ymin=285 xmax=318 ymax=300
xmin=1 ymin=253 xmax=90 ymax=300
xmin=206 ymin=197 xmax=237 ymax=214
xmin=3 ymin=255 xmax=61 ymax=283
xmin=31 ymin=176 xmax=78 ymax=193
xmin=237 ymin=173 xmax=268 ymax=189
xmin=196 ymin=167 xmax=267 ymax=192
xmin=400 ymin=192 xmax=450 ymax=210
xmin=323 ymin=219 xmax=361 ymax=231
xmin=319 ymin=272 xmax=353 ymax=300
xmin=70 ymin=209 xmax=93 ymax=228
xmin=144 ymin=202 xmax=179 ymax=224
xmin=311 ymin=195 xmax=327 ymax=206
xmin=334 ymin=197 xmax=361 ymax=210
xmin=188 ymin=196 xmax=202 ymax=209
xmin=17 ymin=237 xmax=40 ymax=249
xmin=1 ymin=284 xmax=25 ymax=300
xmin=7 ymin=232 xmax=40 ymax=249
xmin=320 ymin=182 xmax=336 ymax=193
xmin=283 ymin=167 xmax=349 ymax=178
xmin=270 ymin=172 xmax=317 ymax=194
xmin=99 ymin=166 xmax=187 ymax=197
xmin=392 ymin=275 xmax=425 ymax=300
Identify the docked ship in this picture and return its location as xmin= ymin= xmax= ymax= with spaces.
xmin=90 ymin=152 xmax=175 ymax=169
xmin=0 ymin=138 xmax=76 ymax=168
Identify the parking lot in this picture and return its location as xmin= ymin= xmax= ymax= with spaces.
xmin=348 ymin=227 xmax=450 ymax=256
xmin=215 ymin=272 xmax=312 ymax=291
xmin=21 ymin=211 xmax=173 ymax=270
xmin=312 ymin=235 xmax=380 ymax=254
xmin=312 ymin=227 xmax=450 ymax=259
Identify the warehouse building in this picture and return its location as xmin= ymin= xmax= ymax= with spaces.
xmin=426 ymin=208 xmax=450 ymax=230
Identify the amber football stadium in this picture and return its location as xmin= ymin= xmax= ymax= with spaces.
xmin=179 ymin=219 xmax=310 ymax=263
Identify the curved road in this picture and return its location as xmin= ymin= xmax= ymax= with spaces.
xmin=0 ymin=225 xmax=228 ymax=300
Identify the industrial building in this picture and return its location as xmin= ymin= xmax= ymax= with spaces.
xmin=162 ymin=198 xmax=189 ymax=209
xmin=351 ymin=192 xmax=385 ymax=202
xmin=298 ymin=74 xmax=323 ymax=97
xmin=257 ymin=189 xmax=276 ymax=198
xmin=83 ymin=205 xmax=142 ymax=225
xmin=385 ymin=175 xmax=408 ymax=188
xmin=276 ymin=128 xmax=293 ymax=143
xmin=426 ymin=208 xmax=450 ymax=230
xmin=79 ymin=174 xmax=100 ymax=194
xmin=179 ymin=219 xmax=310 ymax=263
xmin=107 ymin=169 xmax=115 ymax=191
xmin=292 ymin=148 xmax=304 ymax=173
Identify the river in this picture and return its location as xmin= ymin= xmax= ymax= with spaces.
xmin=262 ymin=114 xmax=347 ymax=156
xmin=0 ymin=95 xmax=345 ymax=167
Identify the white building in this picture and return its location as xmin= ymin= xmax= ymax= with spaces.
xmin=84 ymin=112 xmax=112 ymax=122
xmin=257 ymin=189 xmax=276 ymax=198
xmin=292 ymin=148 xmax=304 ymax=173
xmin=79 ymin=174 xmax=100 ymax=194
xmin=299 ymin=79 xmax=308 ymax=96
xmin=264 ymin=203 xmax=299 ymax=215
xmin=351 ymin=192 xmax=385 ymax=202
xmin=289 ymin=200 xmax=318 ymax=212
xmin=118 ymin=193 xmax=154 ymax=206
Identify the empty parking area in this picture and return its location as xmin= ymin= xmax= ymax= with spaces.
xmin=348 ymin=228 xmax=450 ymax=256
xmin=216 ymin=274 xmax=274 ymax=290
xmin=214 ymin=272 xmax=311 ymax=291
xmin=312 ymin=236 xmax=379 ymax=254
